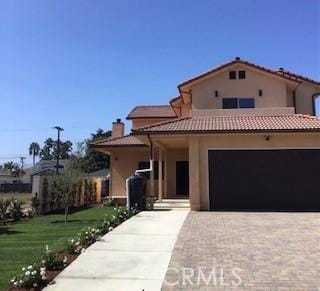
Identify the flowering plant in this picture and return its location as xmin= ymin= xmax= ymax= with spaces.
xmin=41 ymin=245 xmax=67 ymax=271
xmin=10 ymin=264 xmax=47 ymax=289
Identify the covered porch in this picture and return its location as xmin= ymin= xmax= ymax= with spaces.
xmin=144 ymin=135 xmax=200 ymax=210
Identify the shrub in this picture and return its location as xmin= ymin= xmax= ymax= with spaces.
xmin=10 ymin=264 xmax=47 ymax=289
xmin=41 ymin=178 xmax=49 ymax=213
xmin=31 ymin=193 xmax=40 ymax=215
xmin=9 ymin=198 xmax=23 ymax=221
xmin=0 ymin=199 xmax=11 ymax=225
xmin=41 ymin=245 xmax=67 ymax=271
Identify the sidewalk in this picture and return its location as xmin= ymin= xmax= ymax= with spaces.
xmin=45 ymin=209 xmax=189 ymax=291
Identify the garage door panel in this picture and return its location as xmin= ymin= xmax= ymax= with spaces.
xmin=209 ymin=150 xmax=320 ymax=211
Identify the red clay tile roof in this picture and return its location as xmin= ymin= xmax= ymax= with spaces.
xmin=276 ymin=70 xmax=320 ymax=85
xmin=126 ymin=105 xmax=177 ymax=119
xmin=178 ymin=58 xmax=320 ymax=87
xmin=133 ymin=114 xmax=320 ymax=134
xmin=91 ymin=135 xmax=146 ymax=148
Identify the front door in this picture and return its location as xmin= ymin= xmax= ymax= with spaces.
xmin=176 ymin=161 xmax=189 ymax=196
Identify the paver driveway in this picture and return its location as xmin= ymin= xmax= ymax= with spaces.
xmin=163 ymin=212 xmax=320 ymax=290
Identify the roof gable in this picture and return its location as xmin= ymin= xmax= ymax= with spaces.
xmin=126 ymin=105 xmax=177 ymax=119
xmin=179 ymin=58 xmax=302 ymax=90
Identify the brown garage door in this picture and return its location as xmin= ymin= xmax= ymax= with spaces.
xmin=209 ymin=150 xmax=320 ymax=211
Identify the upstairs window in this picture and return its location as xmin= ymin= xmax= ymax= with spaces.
xmin=222 ymin=98 xmax=255 ymax=109
xmin=222 ymin=98 xmax=238 ymax=109
xmin=229 ymin=71 xmax=236 ymax=79
xmin=238 ymin=70 xmax=246 ymax=79
xmin=239 ymin=98 xmax=254 ymax=108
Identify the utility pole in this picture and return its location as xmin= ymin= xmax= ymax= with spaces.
xmin=53 ymin=126 xmax=64 ymax=175
xmin=19 ymin=156 xmax=26 ymax=181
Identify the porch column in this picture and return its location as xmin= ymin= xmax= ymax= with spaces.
xmin=164 ymin=149 xmax=168 ymax=198
xmin=189 ymin=136 xmax=201 ymax=210
xmin=158 ymin=149 xmax=163 ymax=202
xmin=150 ymin=146 xmax=155 ymax=198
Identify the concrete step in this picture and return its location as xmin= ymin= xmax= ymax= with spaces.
xmin=154 ymin=199 xmax=190 ymax=210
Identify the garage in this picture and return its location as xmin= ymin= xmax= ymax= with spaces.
xmin=209 ymin=149 xmax=320 ymax=211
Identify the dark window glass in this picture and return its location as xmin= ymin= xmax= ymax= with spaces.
xmin=239 ymin=98 xmax=255 ymax=108
xmin=238 ymin=70 xmax=246 ymax=79
xmin=222 ymin=98 xmax=238 ymax=109
xmin=229 ymin=71 xmax=236 ymax=79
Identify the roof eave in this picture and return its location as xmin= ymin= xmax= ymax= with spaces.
xmin=132 ymin=129 xmax=320 ymax=135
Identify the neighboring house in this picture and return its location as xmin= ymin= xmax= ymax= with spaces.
xmin=83 ymin=169 xmax=110 ymax=179
xmin=0 ymin=171 xmax=17 ymax=184
xmin=91 ymin=57 xmax=320 ymax=211
xmin=28 ymin=160 xmax=68 ymax=182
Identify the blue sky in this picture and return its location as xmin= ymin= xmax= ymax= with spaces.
xmin=0 ymin=0 xmax=319 ymax=167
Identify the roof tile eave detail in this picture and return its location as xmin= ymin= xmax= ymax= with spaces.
xmin=90 ymin=134 xmax=146 ymax=147
xmin=133 ymin=115 xmax=320 ymax=134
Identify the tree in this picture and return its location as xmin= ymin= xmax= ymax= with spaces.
xmin=40 ymin=138 xmax=54 ymax=160
xmin=3 ymin=161 xmax=19 ymax=175
xmin=29 ymin=142 xmax=40 ymax=166
xmin=50 ymin=159 xmax=82 ymax=223
xmin=40 ymin=138 xmax=73 ymax=160
xmin=78 ymin=129 xmax=111 ymax=173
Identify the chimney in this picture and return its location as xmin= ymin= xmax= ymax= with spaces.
xmin=112 ymin=118 xmax=124 ymax=139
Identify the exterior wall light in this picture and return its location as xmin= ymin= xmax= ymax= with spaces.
xmin=265 ymin=136 xmax=271 ymax=141
xmin=215 ymin=90 xmax=219 ymax=97
xmin=259 ymin=89 xmax=263 ymax=96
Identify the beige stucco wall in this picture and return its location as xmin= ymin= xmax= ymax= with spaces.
xmin=190 ymin=132 xmax=320 ymax=210
xmin=191 ymin=65 xmax=289 ymax=110
xmin=295 ymin=82 xmax=320 ymax=115
xmin=110 ymin=148 xmax=150 ymax=196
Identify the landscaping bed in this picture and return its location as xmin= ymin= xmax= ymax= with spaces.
xmin=0 ymin=205 xmax=136 ymax=291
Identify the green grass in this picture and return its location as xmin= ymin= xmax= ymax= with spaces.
xmin=0 ymin=206 xmax=117 ymax=291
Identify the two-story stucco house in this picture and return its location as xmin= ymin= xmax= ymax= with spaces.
xmin=92 ymin=58 xmax=320 ymax=211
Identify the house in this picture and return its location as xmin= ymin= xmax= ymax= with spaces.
xmin=29 ymin=160 xmax=68 ymax=178
xmin=91 ymin=57 xmax=320 ymax=211
xmin=0 ymin=170 xmax=17 ymax=185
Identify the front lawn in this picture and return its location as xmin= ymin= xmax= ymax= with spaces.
xmin=0 ymin=206 xmax=117 ymax=291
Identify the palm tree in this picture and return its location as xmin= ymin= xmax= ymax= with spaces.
xmin=29 ymin=142 xmax=41 ymax=167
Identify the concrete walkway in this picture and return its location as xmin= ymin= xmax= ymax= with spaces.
xmin=45 ymin=209 xmax=189 ymax=291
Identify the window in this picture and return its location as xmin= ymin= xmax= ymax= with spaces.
xmin=229 ymin=71 xmax=236 ymax=79
xmin=222 ymin=98 xmax=238 ymax=109
xmin=238 ymin=70 xmax=246 ymax=79
xmin=239 ymin=98 xmax=255 ymax=108
xmin=222 ymin=98 xmax=255 ymax=109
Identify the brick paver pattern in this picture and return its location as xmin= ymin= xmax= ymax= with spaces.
xmin=162 ymin=212 xmax=320 ymax=291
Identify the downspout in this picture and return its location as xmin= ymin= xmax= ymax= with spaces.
xmin=126 ymin=135 xmax=154 ymax=209
xmin=135 ymin=134 xmax=153 ymax=175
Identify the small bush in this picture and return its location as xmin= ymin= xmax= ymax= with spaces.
xmin=31 ymin=193 xmax=40 ymax=216
xmin=9 ymin=198 xmax=23 ymax=221
xmin=41 ymin=245 xmax=67 ymax=271
xmin=10 ymin=264 xmax=47 ymax=289
xmin=0 ymin=199 xmax=11 ymax=225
